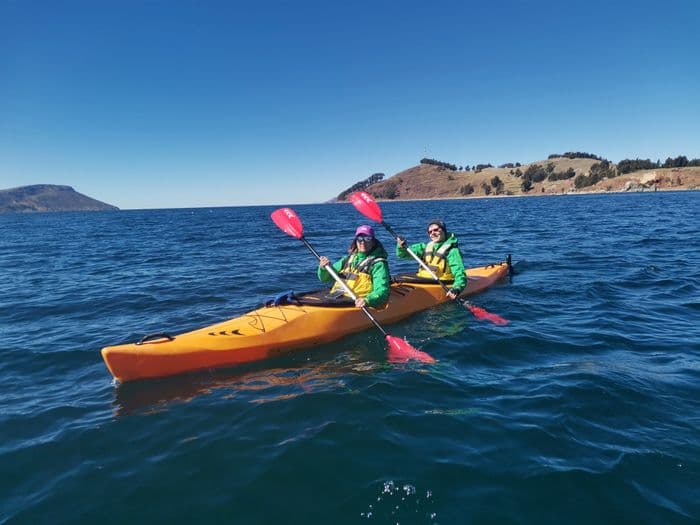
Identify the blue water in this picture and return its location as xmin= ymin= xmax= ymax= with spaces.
xmin=1 ymin=192 xmax=699 ymax=524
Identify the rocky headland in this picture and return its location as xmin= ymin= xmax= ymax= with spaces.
xmin=336 ymin=155 xmax=700 ymax=202
xmin=0 ymin=185 xmax=119 ymax=213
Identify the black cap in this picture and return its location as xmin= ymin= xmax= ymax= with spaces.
xmin=427 ymin=219 xmax=447 ymax=233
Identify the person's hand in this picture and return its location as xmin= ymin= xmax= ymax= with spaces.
xmin=355 ymin=297 xmax=367 ymax=308
xmin=397 ymin=237 xmax=406 ymax=249
xmin=319 ymin=256 xmax=330 ymax=268
xmin=446 ymin=289 xmax=458 ymax=300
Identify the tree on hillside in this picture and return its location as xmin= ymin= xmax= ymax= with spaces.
xmin=491 ymin=176 xmax=504 ymax=194
xmin=474 ymin=164 xmax=493 ymax=173
xmin=573 ymin=174 xmax=588 ymax=189
xmin=547 ymin=167 xmax=576 ymax=181
xmin=573 ymin=160 xmax=617 ymax=189
xmin=420 ymin=158 xmax=457 ymax=171
xmin=337 ymin=173 xmax=385 ymax=200
xmin=590 ymin=160 xmax=616 ymax=179
xmin=663 ymin=156 xmax=689 ymax=168
xmin=549 ymin=152 xmax=603 ymax=160
xmin=460 ymin=184 xmax=474 ymax=195
xmin=374 ymin=181 xmax=399 ymax=199
xmin=524 ymin=164 xmax=547 ymax=182
xmin=660 ymin=155 xmax=700 ymax=168
xmin=617 ymin=158 xmax=658 ymax=174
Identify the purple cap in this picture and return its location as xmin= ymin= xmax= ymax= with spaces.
xmin=354 ymin=225 xmax=375 ymax=238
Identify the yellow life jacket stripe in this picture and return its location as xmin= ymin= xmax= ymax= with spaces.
xmin=332 ymin=254 xmax=387 ymax=298
xmin=417 ymin=240 xmax=455 ymax=280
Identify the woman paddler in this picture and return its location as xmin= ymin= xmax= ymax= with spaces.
xmin=396 ymin=219 xmax=466 ymax=300
xmin=317 ymin=225 xmax=390 ymax=309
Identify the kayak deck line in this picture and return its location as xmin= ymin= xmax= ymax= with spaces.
xmin=101 ymin=258 xmax=511 ymax=382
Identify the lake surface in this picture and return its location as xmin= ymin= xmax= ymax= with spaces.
xmin=1 ymin=192 xmax=699 ymax=524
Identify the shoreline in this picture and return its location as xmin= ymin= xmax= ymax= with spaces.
xmin=358 ymin=186 xmax=699 ymax=204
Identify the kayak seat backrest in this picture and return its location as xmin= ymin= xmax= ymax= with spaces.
xmin=265 ymin=289 xmax=356 ymax=308
xmin=392 ymin=273 xmax=454 ymax=285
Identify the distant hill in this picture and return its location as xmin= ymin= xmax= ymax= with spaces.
xmin=0 ymin=185 xmax=119 ymax=213
xmin=336 ymin=156 xmax=700 ymax=201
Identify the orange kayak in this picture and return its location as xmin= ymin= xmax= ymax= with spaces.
xmin=102 ymin=259 xmax=510 ymax=382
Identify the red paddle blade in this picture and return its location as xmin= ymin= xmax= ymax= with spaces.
xmin=466 ymin=304 xmax=509 ymax=325
xmin=349 ymin=191 xmax=383 ymax=223
xmin=271 ymin=208 xmax=303 ymax=239
xmin=386 ymin=336 xmax=436 ymax=364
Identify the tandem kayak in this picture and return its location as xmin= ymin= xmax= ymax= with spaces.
xmin=101 ymin=259 xmax=510 ymax=382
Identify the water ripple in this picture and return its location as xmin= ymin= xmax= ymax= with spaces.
xmin=1 ymin=193 xmax=699 ymax=523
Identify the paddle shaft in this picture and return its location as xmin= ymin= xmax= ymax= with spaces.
xmin=298 ymin=236 xmax=390 ymax=338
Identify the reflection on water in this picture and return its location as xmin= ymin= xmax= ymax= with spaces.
xmin=112 ymin=354 xmax=387 ymax=417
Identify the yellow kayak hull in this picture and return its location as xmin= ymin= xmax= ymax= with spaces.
xmin=102 ymin=261 xmax=509 ymax=382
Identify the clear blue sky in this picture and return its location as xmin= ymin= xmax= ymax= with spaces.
xmin=2 ymin=0 xmax=699 ymax=209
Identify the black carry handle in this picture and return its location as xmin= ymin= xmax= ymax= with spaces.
xmin=136 ymin=333 xmax=175 ymax=345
